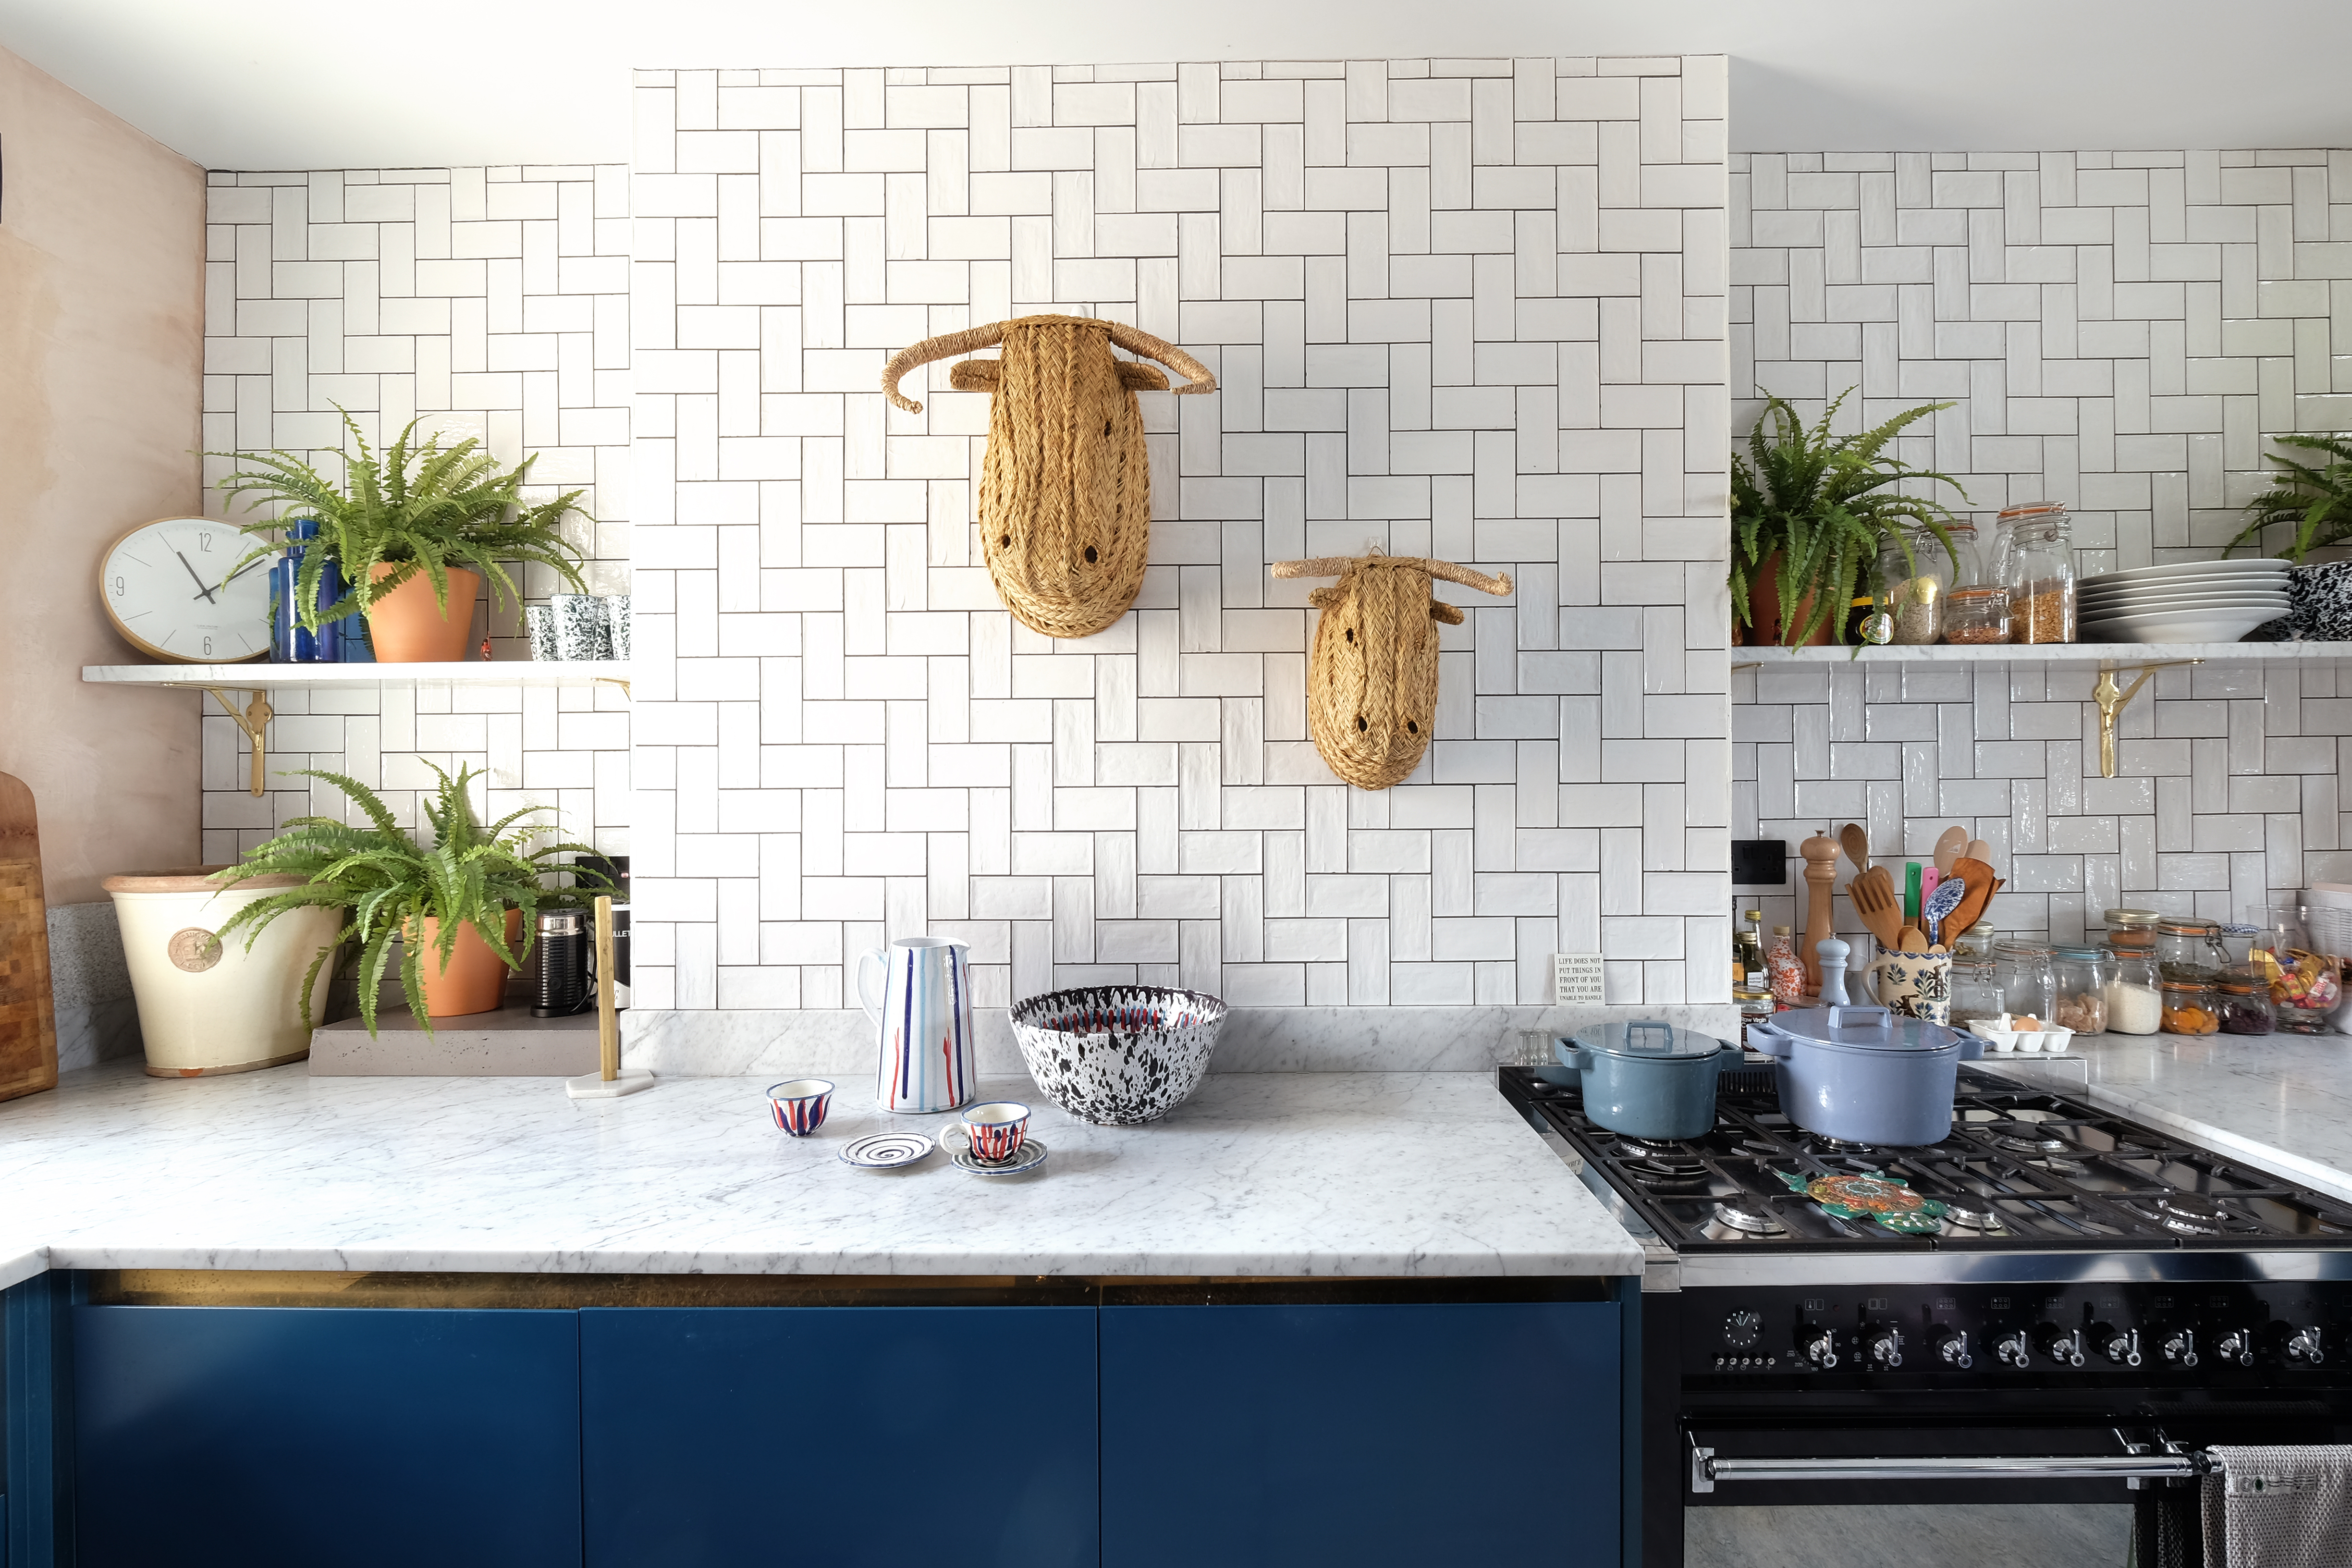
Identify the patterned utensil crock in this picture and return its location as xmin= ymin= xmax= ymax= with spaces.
xmin=1866 ymin=946 xmax=1953 ymax=1024
xmin=855 ymin=937 xmax=977 ymax=1113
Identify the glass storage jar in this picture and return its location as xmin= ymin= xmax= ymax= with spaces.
xmin=1879 ymin=526 xmax=1956 ymax=645
xmin=2000 ymin=502 xmax=2076 ymax=644
xmin=1993 ymin=940 xmax=2056 ymax=1021
xmin=2216 ymin=970 xmax=2276 ymax=1036
xmin=1939 ymin=521 xmax=2010 ymax=644
xmin=2160 ymin=980 xmax=2219 ymax=1035
xmin=2102 ymin=946 xmax=2163 ymax=1034
xmin=1950 ymin=956 xmax=2004 ymax=1028
xmin=2050 ymin=945 xmax=2109 ymax=1034
xmin=2156 ymin=919 xmax=2230 ymax=985
xmin=2249 ymin=904 xmax=2341 ymax=1033
xmin=2103 ymin=908 xmax=2160 ymax=953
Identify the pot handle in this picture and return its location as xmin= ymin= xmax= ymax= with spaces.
xmin=1827 ymin=1003 xmax=1893 ymax=1033
xmin=1955 ymin=1029 xmax=1985 ymax=1061
xmin=1624 ymin=1019 xmax=1676 ymax=1052
xmin=1551 ymin=1040 xmax=1589 ymax=1077
xmin=1745 ymin=1021 xmax=1792 ymax=1060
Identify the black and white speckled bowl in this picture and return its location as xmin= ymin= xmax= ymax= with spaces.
xmin=1010 ymin=986 xmax=1227 ymax=1126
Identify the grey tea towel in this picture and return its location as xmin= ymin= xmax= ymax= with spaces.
xmin=2205 ymin=1446 xmax=2352 ymax=1568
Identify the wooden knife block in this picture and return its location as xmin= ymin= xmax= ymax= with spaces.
xmin=0 ymin=772 xmax=58 ymax=1102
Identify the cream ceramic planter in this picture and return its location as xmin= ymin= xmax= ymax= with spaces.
xmin=103 ymin=869 xmax=340 ymax=1077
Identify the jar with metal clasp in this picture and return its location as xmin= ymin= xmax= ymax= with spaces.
xmin=2156 ymin=919 xmax=2229 ymax=986
xmin=1992 ymin=940 xmax=2055 ymax=1021
xmin=2000 ymin=501 xmax=2076 ymax=644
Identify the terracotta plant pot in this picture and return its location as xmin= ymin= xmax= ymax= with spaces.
xmin=366 ymin=564 xmax=482 ymax=662
xmin=411 ymin=908 xmax=523 ymax=1018
xmin=1741 ymin=552 xmax=1835 ymax=647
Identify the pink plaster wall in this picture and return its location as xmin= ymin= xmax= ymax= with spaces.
xmin=0 ymin=43 xmax=204 ymax=902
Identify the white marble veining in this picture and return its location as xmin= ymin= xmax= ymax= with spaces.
xmin=1993 ymin=1035 xmax=2352 ymax=1204
xmin=0 ymin=1063 xmax=1640 ymax=1286
xmin=625 ymin=1004 xmax=1742 ymax=1079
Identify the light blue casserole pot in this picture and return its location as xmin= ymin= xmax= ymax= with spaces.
xmin=1549 ymin=1019 xmax=1740 ymax=1141
xmin=1746 ymin=1003 xmax=1984 ymax=1146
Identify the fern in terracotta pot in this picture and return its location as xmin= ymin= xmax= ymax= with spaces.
xmin=212 ymin=761 xmax=611 ymax=1034
xmin=213 ymin=410 xmax=592 ymax=662
xmin=1731 ymin=390 xmax=1968 ymax=646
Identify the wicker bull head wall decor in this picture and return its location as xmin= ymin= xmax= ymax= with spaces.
xmin=1272 ymin=550 xmax=1515 ymax=791
xmin=882 ymin=314 xmax=1216 ymax=639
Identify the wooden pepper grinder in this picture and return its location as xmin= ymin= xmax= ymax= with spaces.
xmin=1799 ymin=830 xmax=1841 ymax=994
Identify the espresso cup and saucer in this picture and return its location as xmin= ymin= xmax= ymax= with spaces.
xmin=938 ymin=1101 xmax=1048 ymax=1176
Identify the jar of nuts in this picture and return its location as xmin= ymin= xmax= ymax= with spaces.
xmin=2050 ymin=945 xmax=2109 ymax=1035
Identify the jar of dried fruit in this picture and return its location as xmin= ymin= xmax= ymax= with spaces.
xmin=2160 ymin=980 xmax=2219 ymax=1035
xmin=2000 ymin=502 xmax=2076 ymax=644
xmin=2050 ymin=944 xmax=2109 ymax=1034
xmin=2216 ymin=969 xmax=2276 ymax=1036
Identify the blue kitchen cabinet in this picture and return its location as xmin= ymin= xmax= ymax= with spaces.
xmin=581 ymin=1306 xmax=1099 ymax=1568
xmin=72 ymin=1306 xmax=581 ymax=1568
xmin=1102 ymin=1301 xmax=1621 ymax=1568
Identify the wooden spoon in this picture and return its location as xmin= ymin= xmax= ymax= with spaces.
xmin=1933 ymin=826 xmax=1967 ymax=875
xmin=1839 ymin=823 xmax=1871 ymax=877
xmin=1846 ymin=865 xmax=1905 ymax=952
xmin=1940 ymin=858 xmax=1999 ymax=945
xmin=1899 ymin=928 xmax=1929 ymax=952
xmin=1965 ymin=838 xmax=1993 ymax=868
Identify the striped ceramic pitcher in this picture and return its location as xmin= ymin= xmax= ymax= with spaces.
xmin=854 ymin=937 xmax=976 ymax=1113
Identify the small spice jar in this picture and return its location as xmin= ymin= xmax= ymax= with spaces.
xmin=2156 ymin=919 xmax=2229 ymax=985
xmin=1993 ymin=940 xmax=2056 ymax=1021
xmin=1949 ymin=956 xmax=2004 ymax=1027
xmin=1939 ymin=521 xmax=2010 ymax=644
xmin=2001 ymin=502 xmax=2077 ymax=644
xmin=2160 ymin=980 xmax=2220 ymax=1035
xmin=2050 ymin=945 xmax=2109 ymax=1034
xmin=2102 ymin=945 xmax=2163 ymax=1035
xmin=1879 ymin=527 xmax=1954 ymax=645
xmin=2104 ymin=908 xmax=2160 ymax=950
xmin=2216 ymin=969 xmax=2276 ymax=1036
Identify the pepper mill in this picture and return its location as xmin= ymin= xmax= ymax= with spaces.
xmin=1799 ymin=830 xmax=1841 ymax=994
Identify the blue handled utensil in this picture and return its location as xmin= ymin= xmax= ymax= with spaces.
xmin=1923 ymin=874 xmax=1966 ymax=947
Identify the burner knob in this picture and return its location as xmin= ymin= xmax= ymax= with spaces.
xmin=2035 ymin=1324 xmax=2086 ymax=1368
xmin=2161 ymin=1329 xmax=2199 ymax=1369
xmin=1861 ymin=1324 xmax=1903 ymax=1370
xmin=2094 ymin=1324 xmax=2142 ymax=1368
xmin=1932 ymin=1326 xmax=1973 ymax=1370
xmin=1801 ymin=1328 xmax=1839 ymax=1371
xmin=2286 ymin=1328 xmax=2325 ymax=1367
xmin=2216 ymin=1329 xmax=2256 ymax=1368
xmin=1995 ymin=1330 xmax=2032 ymax=1369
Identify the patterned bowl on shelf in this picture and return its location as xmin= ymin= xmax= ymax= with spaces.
xmin=1010 ymin=986 xmax=1228 ymax=1126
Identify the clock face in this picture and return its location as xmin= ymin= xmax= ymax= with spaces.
xmin=99 ymin=517 xmax=274 ymax=663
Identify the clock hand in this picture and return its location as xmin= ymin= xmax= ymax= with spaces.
xmin=175 ymin=550 xmax=220 ymax=604
xmin=200 ymin=555 xmax=269 ymax=599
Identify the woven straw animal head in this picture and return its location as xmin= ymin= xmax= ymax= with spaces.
xmin=883 ymin=315 xmax=1215 ymax=639
xmin=1272 ymin=551 xmax=1514 ymax=790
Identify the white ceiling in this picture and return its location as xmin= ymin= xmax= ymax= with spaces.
xmin=1 ymin=0 xmax=2347 ymax=171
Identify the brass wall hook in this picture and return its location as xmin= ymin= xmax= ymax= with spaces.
xmin=207 ymin=688 xmax=274 ymax=797
xmin=2091 ymin=659 xmax=2201 ymax=778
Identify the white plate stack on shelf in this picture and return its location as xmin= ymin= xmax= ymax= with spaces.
xmin=2076 ymin=558 xmax=2291 ymax=643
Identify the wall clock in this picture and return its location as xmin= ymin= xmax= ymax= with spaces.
xmin=98 ymin=517 xmax=273 ymax=663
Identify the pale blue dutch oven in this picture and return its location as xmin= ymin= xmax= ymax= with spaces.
xmin=1746 ymin=1003 xmax=1984 ymax=1146
xmin=1549 ymin=1019 xmax=1740 ymax=1141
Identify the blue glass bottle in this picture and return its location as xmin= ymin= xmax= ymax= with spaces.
xmin=270 ymin=519 xmax=344 ymax=662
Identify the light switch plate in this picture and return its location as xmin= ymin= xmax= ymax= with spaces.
xmin=1552 ymin=952 xmax=1604 ymax=1005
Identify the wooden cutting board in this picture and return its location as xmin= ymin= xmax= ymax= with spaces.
xmin=0 ymin=772 xmax=58 ymax=1102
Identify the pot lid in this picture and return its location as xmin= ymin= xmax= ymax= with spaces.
xmin=1754 ymin=1004 xmax=1966 ymax=1054
xmin=1566 ymin=1018 xmax=1731 ymax=1061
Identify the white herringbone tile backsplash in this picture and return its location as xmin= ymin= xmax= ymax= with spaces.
xmin=625 ymin=58 xmax=1735 ymax=1013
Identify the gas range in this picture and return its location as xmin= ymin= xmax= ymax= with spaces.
xmin=1497 ymin=1063 xmax=2352 ymax=1567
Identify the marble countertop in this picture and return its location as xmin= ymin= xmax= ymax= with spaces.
xmin=1993 ymin=1033 xmax=2352 ymax=1203
xmin=0 ymin=1063 xmax=1640 ymax=1291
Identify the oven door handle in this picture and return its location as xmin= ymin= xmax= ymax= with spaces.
xmin=1688 ymin=1445 xmax=2214 ymax=1494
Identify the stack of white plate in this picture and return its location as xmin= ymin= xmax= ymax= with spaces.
xmin=2076 ymin=559 xmax=2291 ymax=643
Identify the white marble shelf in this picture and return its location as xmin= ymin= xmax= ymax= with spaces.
xmin=84 ymin=661 xmax=630 ymax=688
xmin=1736 ymin=641 xmax=2348 ymax=668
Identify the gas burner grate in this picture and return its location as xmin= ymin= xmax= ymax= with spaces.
xmin=2154 ymin=1192 xmax=2230 ymax=1236
xmin=1710 ymin=1197 xmax=1786 ymax=1236
xmin=1936 ymin=1193 xmax=2003 ymax=1231
xmin=1622 ymin=1156 xmax=1712 ymax=1193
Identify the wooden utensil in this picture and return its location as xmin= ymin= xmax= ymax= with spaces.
xmin=1800 ymin=832 xmax=1841 ymax=991
xmin=1847 ymin=865 xmax=1906 ymax=952
xmin=1933 ymin=826 xmax=1968 ymax=875
xmin=1839 ymin=823 xmax=1872 ymax=877
xmin=1965 ymin=839 xmax=1993 ymax=867
xmin=1940 ymin=858 xmax=2000 ymax=946
xmin=1899 ymin=928 xmax=1929 ymax=952
xmin=0 ymin=772 xmax=58 ymax=1105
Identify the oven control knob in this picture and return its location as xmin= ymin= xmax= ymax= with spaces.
xmin=1801 ymin=1328 xmax=1839 ymax=1371
xmin=1995 ymin=1330 xmax=2032 ymax=1369
xmin=2094 ymin=1324 xmax=2142 ymax=1368
xmin=2216 ymin=1329 xmax=2256 ymax=1367
xmin=1861 ymin=1324 xmax=1903 ymax=1370
xmin=1932 ymin=1327 xmax=1972 ymax=1370
xmin=2161 ymin=1329 xmax=2199 ymax=1369
xmin=2035 ymin=1324 xmax=2086 ymax=1368
xmin=2282 ymin=1326 xmax=2325 ymax=1367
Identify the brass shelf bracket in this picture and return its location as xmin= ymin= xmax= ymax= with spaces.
xmin=594 ymin=676 xmax=632 ymax=698
xmin=2091 ymin=658 xmax=2202 ymax=779
xmin=207 ymin=687 xmax=275 ymax=797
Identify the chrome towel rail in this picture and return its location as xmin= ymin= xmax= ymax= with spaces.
xmin=1690 ymin=1446 xmax=2217 ymax=1494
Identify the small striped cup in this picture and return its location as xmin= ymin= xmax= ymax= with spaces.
xmin=767 ymin=1079 xmax=836 ymax=1136
xmin=949 ymin=1101 xmax=1031 ymax=1163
